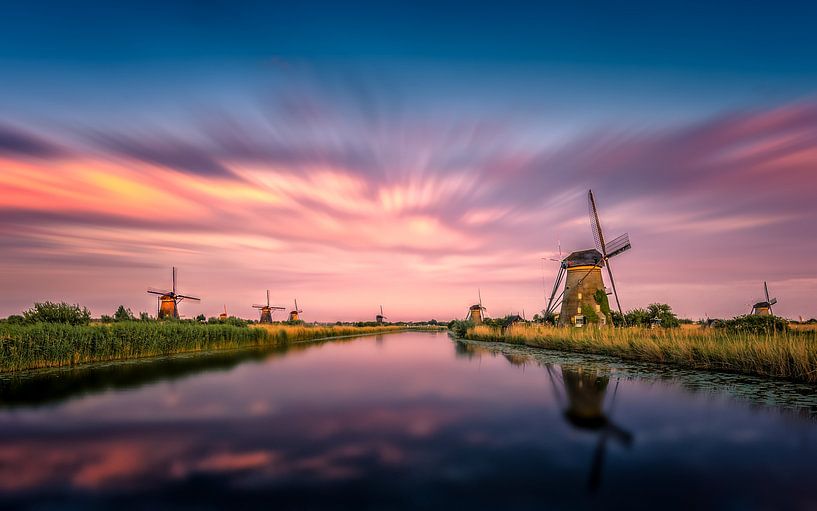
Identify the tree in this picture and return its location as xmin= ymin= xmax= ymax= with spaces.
xmin=625 ymin=304 xmax=680 ymax=328
xmin=139 ymin=312 xmax=151 ymax=321
xmin=114 ymin=305 xmax=134 ymax=322
xmin=647 ymin=303 xmax=680 ymax=328
xmin=23 ymin=302 xmax=91 ymax=325
xmin=195 ymin=314 xmax=206 ymax=322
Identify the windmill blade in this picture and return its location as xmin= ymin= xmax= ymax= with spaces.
xmin=252 ymin=304 xmax=266 ymax=309
xmin=545 ymin=266 xmax=566 ymax=316
xmin=764 ymin=281 xmax=770 ymax=303
xmin=605 ymin=260 xmax=625 ymax=320
xmin=172 ymin=267 xmax=177 ymax=294
xmin=266 ymin=289 xmax=270 ymax=307
xmin=147 ymin=288 xmax=172 ymax=296
xmin=176 ymin=294 xmax=200 ymax=302
xmin=605 ymin=233 xmax=631 ymax=259
xmin=271 ymin=306 xmax=286 ymax=311
xmin=769 ymin=298 xmax=778 ymax=306
xmin=588 ymin=190 xmax=606 ymax=255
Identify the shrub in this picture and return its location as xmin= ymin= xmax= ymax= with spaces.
xmin=448 ymin=319 xmax=472 ymax=337
xmin=114 ymin=305 xmax=134 ymax=322
xmin=715 ymin=314 xmax=789 ymax=334
xmin=23 ymin=302 xmax=91 ymax=326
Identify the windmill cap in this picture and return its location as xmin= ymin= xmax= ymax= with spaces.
xmin=563 ymin=249 xmax=604 ymax=268
xmin=469 ymin=304 xmax=483 ymax=310
xmin=753 ymin=301 xmax=771 ymax=308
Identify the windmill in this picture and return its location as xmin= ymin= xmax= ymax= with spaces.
xmin=467 ymin=289 xmax=487 ymax=324
xmin=219 ymin=305 xmax=228 ymax=321
xmin=376 ymin=305 xmax=387 ymax=324
xmin=288 ymin=299 xmax=303 ymax=322
xmin=544 ymin=364 xmax=633 ymax=492
xmin=253 ymin=290 xmax=285 ymax=323
xmin=147 ymin=266 xmax=200 ymax=320
xmin=544 ymin=191 xmax=631 ymax=327
xmin=751 ymin=281 xmax=778 ymax=316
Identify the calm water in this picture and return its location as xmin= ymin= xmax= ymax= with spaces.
xmin=1 ymin=331 xmax=817 ymax=510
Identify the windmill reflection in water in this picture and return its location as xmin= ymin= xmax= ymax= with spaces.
xmin=545 ymin=363 xmax=633 ymax=492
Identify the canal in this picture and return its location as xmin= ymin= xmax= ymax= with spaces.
xmin=1 ymin=331 xmax=816 ymax=510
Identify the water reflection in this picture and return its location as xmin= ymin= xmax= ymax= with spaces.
xmin=0 ymin=333 xmax=815 ymax=510
xmin=548 ymin=365 xmax=633 ymax=491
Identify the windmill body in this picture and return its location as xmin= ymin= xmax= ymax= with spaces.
xmin=253 ymin=290 xmax=285 ymax=323
xmin=376 ymin=305 xmax=387 ymax=324
xmin=147 ymin=267 xmax=200 ymax=320
xmin=288 ymin=299 xmax=303 ymax=322
xmin=218 ymin=305 xmax=228 ymax=321
xmin=467 ymin=305 xmax=484 ymax=324
xmin=555 ymin=249 xmax=611 ymax=327
xmin=466 ymin=290 xmax=487 ymax=324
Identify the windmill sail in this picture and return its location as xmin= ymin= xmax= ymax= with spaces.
xmin=587 ymin=190 xmax=629 ymax=321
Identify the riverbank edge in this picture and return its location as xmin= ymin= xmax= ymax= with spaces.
xmin=454 ymin=327 xmax=817 ymax=384
xmin=0 ymin=325 xmax=444 ymax=375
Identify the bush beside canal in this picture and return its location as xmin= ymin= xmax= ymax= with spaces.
xmin=462 ymin=323 xmax=817 ymax=383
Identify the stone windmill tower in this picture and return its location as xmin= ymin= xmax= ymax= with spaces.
xmin=751 ymin=281 xmax=777 ymax=316
xmin=253 ymin=290 xmax=285 ymax=323
xmin=466 ymin=290 xmax=487 ymax=324
xmin=544 ymin=190 xmax=631 ymax=327
xmin=288 ymin=299 xmax=303 ymax=322
xmin=147 ymin=267 xmax=200 ymax=319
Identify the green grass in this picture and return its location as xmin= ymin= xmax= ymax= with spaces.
xmin=0 ymin=322 xmax=417 ymax=373
xmin=463 ymin=323 xmax=817 ymax=383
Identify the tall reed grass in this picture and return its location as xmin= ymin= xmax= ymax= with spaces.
xmin=464 ymin=323 xmax=817 ymax=383
xmin=0 ymin=322 xmax=411 ymax=373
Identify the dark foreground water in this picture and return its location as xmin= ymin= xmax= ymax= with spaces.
xmin=1 ymin=331 xmax=817 ymax=510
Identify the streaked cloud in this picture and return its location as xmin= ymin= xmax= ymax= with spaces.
xmin=0 ymin=84 xmax=815 ymax=319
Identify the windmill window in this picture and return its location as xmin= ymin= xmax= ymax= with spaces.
xmin=574 ymin=315 xmax=585 ymax=327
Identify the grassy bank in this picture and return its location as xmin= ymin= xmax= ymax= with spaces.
xmin=0 ymin=322 xmax=412 ymax=373
xmin=463 ymin=323 xmax=817 ymax=383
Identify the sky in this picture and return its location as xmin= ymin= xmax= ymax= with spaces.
xmin=1 ymin=0 xmax=816 ymax=321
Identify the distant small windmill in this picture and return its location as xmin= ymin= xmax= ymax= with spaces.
xmin=253 ymin=290 xmax=285 ymax=323
xmin=751 ymin=281 xmax=778 ymax=316
xmin=288 ymin=299 xmax=303 ymax=322
xmin=219 ymin=305 xmax=228 ymax=321
xmin=467 ymin=289 xmax=487 ymax=324
xmin=376 ymin=305 xmax=387 ymax=324
xmin=147 ymin=266 xmax=200 ymax=319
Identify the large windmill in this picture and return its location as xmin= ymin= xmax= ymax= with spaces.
xmin=467 ymin=289 xmax=487 ymax=324
xmin=147 ymin=267 xmax=200 ymax=320
xmin=751 ymin=281 xmax=778 ymax=316
xmin=376 ymin=305 xmax=387 ymax=324
xmin=544 ymin=191 xmax=631 ymax=327
xmin=288 ymin=299 xmax=303 ymax=322
xmin=253 ymin=290 xmax=285 ymax=323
